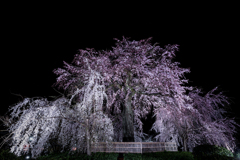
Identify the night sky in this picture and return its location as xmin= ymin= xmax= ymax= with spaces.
xmin=1 ymin=3 xmax=240 ymax=149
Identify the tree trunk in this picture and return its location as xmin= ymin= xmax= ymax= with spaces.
xmin=119 ymin=72 xmax=135 ymax=159
xmin=182 ymin=119 xmax=188 ymax=152
xmin=183 ymin=137 xmax=187 ymax=152
xmin=122 ymin=96 xmax=134 ymax=142
xmin=122 ymin=74 xmax=135 ymax=143
xmin=86 ymin=119 xmax=91 ymax=156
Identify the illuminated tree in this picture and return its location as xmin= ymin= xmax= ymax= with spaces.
xmin=1 ymin=36 xmax=239 ymax=159
xmin=52 ymin=36 xmax=239 ymax=152
xmin=1 ymin=62 xmax=114 ymax=158
xmin=150 ymin=86 xmax=240 ymax=152
xmin=52 ymin=36 xmax=193 ymax=143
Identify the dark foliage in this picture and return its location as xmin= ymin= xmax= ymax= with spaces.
xmin=192 ymin=144 xmax=234 ymax=159
xmin=193 ymin=154 xmax=237 ymax=160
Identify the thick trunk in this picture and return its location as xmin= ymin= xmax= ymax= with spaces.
xmin=122 ymin=96 xmax=134 ymax=142
xmin=118 ymin=72 xmax=135 ymax=160
xmin=122 ymin=72 xmax=135 ymax=143
xmin=120 ymin=94 xmax=134 ymax=160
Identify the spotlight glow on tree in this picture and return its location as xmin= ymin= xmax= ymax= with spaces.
xmin=1 ymin=36 xmax=239 ymax=159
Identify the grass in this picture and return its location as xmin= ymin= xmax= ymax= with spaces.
xmin=1 ymin=148 xmax=194 ymax=160
xmin=1 ymin=146 xmax=239 ymax=160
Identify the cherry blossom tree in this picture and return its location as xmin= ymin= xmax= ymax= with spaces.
xmin=2 ymin=36 xmax=239 ymax=159
xmin=150 ymin=86 xmax=240 ymax=152
xmin=1 ymin=61 xmax=114 ymax=158
xmin=51 ymin=36 xmax=239 ymax=152
xmin=51 ymin=36 xmax=194 ymax=144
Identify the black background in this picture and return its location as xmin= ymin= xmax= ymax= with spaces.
xmin=1 ymin=2 xmax=239 ymax=151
